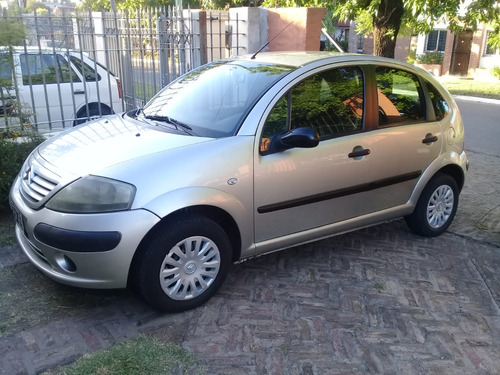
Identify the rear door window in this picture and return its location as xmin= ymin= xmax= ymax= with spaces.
xmin=376 ymin=67 xmax=425 ymax=126
xmin=69 ymin=55 xmax=101 ymax=82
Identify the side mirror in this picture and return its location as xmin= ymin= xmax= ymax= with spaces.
xmin=275 ymin=127 xmax=319 ymax=152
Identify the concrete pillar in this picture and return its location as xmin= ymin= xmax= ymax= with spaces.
xmin=229 ymin=7 xmax=268 ymax=56
xmin=186 ymin=10 xmax=207 ymax=69
xmin=468 ymin=27 xmax=485 ymax=75
xmin=266 ymin=7 xmax=327 ymax=52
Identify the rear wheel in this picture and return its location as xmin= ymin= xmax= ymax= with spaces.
xmin=136 ymin=215 xmax=232 ymax=312
xmin=405 ymin=173 xmax=458 ymax=237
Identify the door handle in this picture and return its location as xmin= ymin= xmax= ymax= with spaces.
xmin=348 ymin=146 xmax=370 ymax=159
xmin=422 ymin=133 xmax=438 ymax=144
xmin=74 ymin=90 xmax=85 ymax=95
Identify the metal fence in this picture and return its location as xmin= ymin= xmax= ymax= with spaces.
xmin=0 ymin=7 xmax=245 ymax=133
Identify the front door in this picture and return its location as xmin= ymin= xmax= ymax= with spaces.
xmin=451 ymin=31 xmax=473 ymax=76
xmin=254 ymin=66 xmax=379 ymax=242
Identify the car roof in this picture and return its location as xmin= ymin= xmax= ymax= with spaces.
xmin=233 ymin=51 xmax=410 ymax=68
xmin=0 ymin=46 xmax=86 ymax=55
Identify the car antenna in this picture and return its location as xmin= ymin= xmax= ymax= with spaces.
xmin=251 ymin=21 xmax=294 ymax=60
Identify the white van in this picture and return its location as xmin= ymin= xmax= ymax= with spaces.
xmin=0 ymin=47 xmax=123 ymax=132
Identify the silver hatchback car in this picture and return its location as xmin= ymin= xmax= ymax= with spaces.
xmin=10 ymin=52 xmax=468 ymax=312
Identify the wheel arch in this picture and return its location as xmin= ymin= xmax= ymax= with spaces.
xmin=74 ymin=102 xmax=113 ymax=125
xmin=127 ymin=205 xmax=242 ymax=287
xmin=437 ymin=163 xmax=465 ymax=193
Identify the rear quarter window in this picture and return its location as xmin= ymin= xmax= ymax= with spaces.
xmin=425 ymin=80 xmax=450 ymax=121
xmin=69 ymin=55 xmax=101 ymax=82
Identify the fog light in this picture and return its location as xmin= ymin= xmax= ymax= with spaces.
xmin=55 ymin=254 xmax=77 ymax=273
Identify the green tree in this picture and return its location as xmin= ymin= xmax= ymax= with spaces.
xmin=0 ymin=18 xmax=27 ymax=130
xmin=24 ymin=0 xmax=50 ymax=12
xmin=0 ymin=19 xmax=26 ymax=47
xmin=336 ymin=0 xmax=500 ymax=58
xmin=77 ymin=0 xmax=244 ymax=11
xmin=262 ymin=0 xmax=500 ymax=58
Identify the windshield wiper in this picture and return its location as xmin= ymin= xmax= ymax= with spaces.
xmin=143 ymin=114 xmax=194 ymax=134
xmin=134 ymin=107 xmax=144 ymax=118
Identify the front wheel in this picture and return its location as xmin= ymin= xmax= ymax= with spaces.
xmin=135 ymin=216 xmax=232 ymax=312
xmin=405 ymin=173 xmax=459 ymax=237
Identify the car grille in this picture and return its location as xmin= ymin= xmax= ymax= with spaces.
xmin=20 ymin=158 xmax=61 ymax=206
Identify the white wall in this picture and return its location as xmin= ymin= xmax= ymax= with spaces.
xmin=229 ymin=7 xmax=268 ymax=57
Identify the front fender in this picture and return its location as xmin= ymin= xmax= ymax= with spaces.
xmin=142 ymin=186 xmax=255 ymax=259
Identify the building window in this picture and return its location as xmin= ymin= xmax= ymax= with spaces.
xmin=485 ymin=31 xmax=498 ymax=55
xmin=357 ymin=34 xmax=363 ymax=51
xmin=426 ymin=30 xmax=447 ymax=52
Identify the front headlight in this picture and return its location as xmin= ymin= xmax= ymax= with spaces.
xmin=46 ymin=175 xmax=136 ymax=213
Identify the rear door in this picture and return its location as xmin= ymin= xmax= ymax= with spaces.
xmin=367 ymin=65 xmax=443 ymax=207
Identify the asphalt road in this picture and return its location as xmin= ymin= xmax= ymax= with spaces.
xmin=455 ymin=97 xmax=500 ymax=157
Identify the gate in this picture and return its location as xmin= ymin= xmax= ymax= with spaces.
xmin=0 ymin=7 xmax=245 ymax=132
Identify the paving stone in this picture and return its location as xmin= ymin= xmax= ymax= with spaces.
xmin=0 ymin=149 xmax=499 ymax=374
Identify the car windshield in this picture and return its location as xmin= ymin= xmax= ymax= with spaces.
xmin=141 ymin=60 xmax=293 ymax=137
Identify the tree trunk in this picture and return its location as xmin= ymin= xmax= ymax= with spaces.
xmin=372 ymin=0 xmax=405 ymax=58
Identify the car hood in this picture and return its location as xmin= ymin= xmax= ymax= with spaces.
xmin=37 ymin=114 xmax=213 ymax=176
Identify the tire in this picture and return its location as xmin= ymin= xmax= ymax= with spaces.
xmin=74 ymin=105 xmax=112 ymax=126
xmin=136 ymin=215 xmax=232 ymax=312
xmin=405 ymin=173 xmax=459 ymax=237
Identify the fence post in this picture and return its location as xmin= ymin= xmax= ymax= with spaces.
xmin=177 ymin=7 xmax=186 ymax=76
xmin=120 ymin=11 xmax=135 ymax=110
xmin=158 ymin=13 xmax=169 ymax=88
xmin=189 ymin=10 xmax=207 ymax=69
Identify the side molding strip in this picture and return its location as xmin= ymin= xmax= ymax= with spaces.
xmin=257 ymin=171 xmax=421 ymax=214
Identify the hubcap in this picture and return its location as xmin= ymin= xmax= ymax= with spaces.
xmin=426 ymin=184 xmax=454 ymax=229
xmin=159 ymin=236 xmax=221 ymax=301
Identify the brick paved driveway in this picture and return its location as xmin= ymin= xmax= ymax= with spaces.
xmin=0 ymin=150 xmax=499 ymax=375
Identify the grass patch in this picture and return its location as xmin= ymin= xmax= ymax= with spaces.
xmin=43 ymin=334 xmax=204 ymax=375
xmin=134 ymin=81 xmax=157 ymax=105
xmin=441 ymin=78 xmax=500 ymax=99
xmin=373 ymin=282 xmax=384 ymax=293
xmin=0 ymin=263 xmax=131 ymax=336
xmin=0 ymin=208 xmax=16 ymax=247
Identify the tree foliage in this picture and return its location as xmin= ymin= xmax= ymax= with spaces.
xmin=259 ymin=0 xmax=500 ymax=58
xmin=24 ymin=0 xmax=50 ymax=13
xmin=74 ymin=0 xmax=500 ymax=56
xmin=0 ymin=19 xmax=26 ymax=47
xmin=77 ymin=0 xmax=257 ymax=11
xmin=336 ymin=0 xmax=500 ymax=57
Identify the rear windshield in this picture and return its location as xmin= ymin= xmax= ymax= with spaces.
xmin=142 ymin=60 xmax=293 ymax=137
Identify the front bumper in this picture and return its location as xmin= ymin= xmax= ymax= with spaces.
xmin=10 ymin=176 xmax=160 ymax=289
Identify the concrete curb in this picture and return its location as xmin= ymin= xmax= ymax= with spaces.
xmin=454 ymin=95 xmax=500 ymax=105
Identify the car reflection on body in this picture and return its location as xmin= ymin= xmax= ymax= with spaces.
xmin=10 ymin=52 xmax=468 ymax=312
